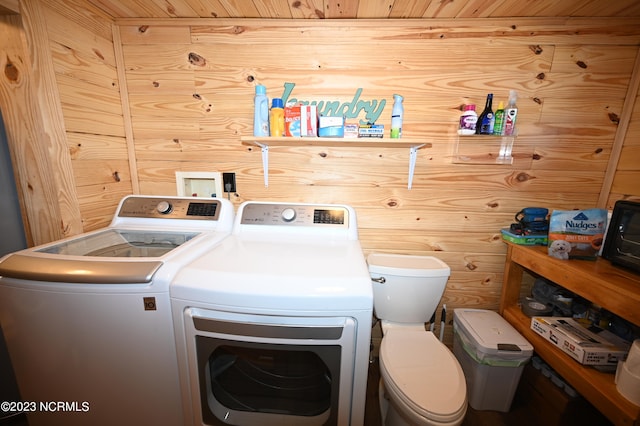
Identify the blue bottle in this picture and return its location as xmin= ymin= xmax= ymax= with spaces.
xmin=476 ymin=93 xmax=495 ymax=135
xmin=253 ymin=85 xmax=269 ymax=137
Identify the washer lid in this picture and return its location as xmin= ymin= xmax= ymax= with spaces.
xmin=380 ymin=329 xmax=467 ymax=423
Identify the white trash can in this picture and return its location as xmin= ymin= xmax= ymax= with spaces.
xmin=453 ymin=309 xmax=533 ymax=412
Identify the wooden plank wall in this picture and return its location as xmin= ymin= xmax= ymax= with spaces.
xmin=2 ymin=1 xmax=640 ymax=345
xmin=114 ymin=18 xmax=640 ymax=343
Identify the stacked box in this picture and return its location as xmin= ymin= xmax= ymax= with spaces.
xmin=300 ymin=105 xmax=317 ymax=136
xmin=318 ymin=116 xmax=344 ymax=137
xmin=531 ymin=317 xmax=630 ymax=366
xmin=501 ymin=228 xmax=548 ymax=246
xmin=358 ymin=124 xmax=384 ymax=138
xmin=284 ymin=104 xmax=301 ymax=137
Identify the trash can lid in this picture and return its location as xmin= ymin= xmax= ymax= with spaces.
xmin=454 ymin=309 xmax=533 ymax=361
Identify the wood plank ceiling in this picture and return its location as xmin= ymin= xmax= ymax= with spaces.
xmin=85 ymin=0 xmax=640 ymax=19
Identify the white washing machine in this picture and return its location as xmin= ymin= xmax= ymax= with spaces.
xmin=171 ymin=201 xmax=373 ymax=426
xmin=0 ymin=195 xmax=234 ymax=426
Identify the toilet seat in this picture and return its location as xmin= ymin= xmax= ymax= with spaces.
xmin=380 ymin=329 xmax=467 ymax=425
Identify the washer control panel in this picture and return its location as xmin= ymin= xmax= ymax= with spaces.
xmin=117 ymin=197 xmax=221 ymax=220
xmin=240 ymin=203 xmax=349 ymax=227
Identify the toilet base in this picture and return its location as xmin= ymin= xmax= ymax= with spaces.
xmin=379 ymin=379 xmax=466 ymax=426
xmin=379 ymin=379 xmax=413 ymax=426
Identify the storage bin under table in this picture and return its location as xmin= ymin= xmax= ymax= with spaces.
xmin=453 ymin=309 xmax=533 ymax=412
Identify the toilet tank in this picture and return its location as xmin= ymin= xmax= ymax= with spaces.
xmin=368 ymin=253 xmax=450 ymax=323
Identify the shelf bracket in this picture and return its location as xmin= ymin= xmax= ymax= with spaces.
xmin=408 ymin=144 xmax=425 ymax=189
xmin=256 ymin=142 xmax=269 ymax=187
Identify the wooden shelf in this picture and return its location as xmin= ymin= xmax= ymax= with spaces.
xmin=241 ymin=136 xmax=431 ymax=189
xmin=241 ymin=136 xmax=431 ymax=149
xmin=499 ymin=243 xmax=640 ymax=426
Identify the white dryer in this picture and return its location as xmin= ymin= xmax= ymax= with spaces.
xmin=171 ymin=201 xmax=373 ymax=426
xmin=0 ymin=195 xmax=234 ymax=426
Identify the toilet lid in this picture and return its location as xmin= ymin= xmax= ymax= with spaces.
xmin=380 ymin=330 xmax=467 ymax=423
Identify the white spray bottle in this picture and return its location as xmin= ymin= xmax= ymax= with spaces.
xmin=390 ymin=94 xmax=404 ymax=138
xmin=503 ymin=90 xmax=518 ymax=136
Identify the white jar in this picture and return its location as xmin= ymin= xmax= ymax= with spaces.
xmin=457 ymin=104 xmax=477 ymax=135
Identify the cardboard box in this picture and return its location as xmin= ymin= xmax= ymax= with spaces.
xmin=531 ymin=317 xmax=630 ymax=366
xmin=358 ymin=124 xmax=384 ymax=138
xmin=501 ymin=228 xmax=548 ymax=246
xmin=285 ymin=104 xmax=301 ymax=137
xmin=344 ymin=123 xmax=359 ymax=138
xmin=318 ymin=116 xmax=344 ymax=138
xmin=300 ymin=105 xmax=317 ymax=137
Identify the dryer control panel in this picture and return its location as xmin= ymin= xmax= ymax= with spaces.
xmin=240 ymin=203 xmax=349 ymax=227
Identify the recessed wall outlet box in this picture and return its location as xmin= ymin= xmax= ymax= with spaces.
xmin=222 ymin=172 xmax=236 ymax=193
xmin=175 ymin=171 xmax=223 ymax=198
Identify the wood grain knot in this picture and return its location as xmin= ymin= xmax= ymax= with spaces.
xmin=533 ymin=97 xmax=542 ymax=105
xmin=536 ymin=72 xmax=545 ymax=80
xmin=319 ymin=152 xmax=327 ymax=157
xmin=188 ymin=52 xmax=206 ymax=66
xmin=232 ymin=26 xmax=245 ymax=34
xmin=486 ymin=202 xmax=499 ymax=208
xmin=387 ymin=199 xmax=398 ymax=207
xmin=93 ymin=49 xmax=105 ymax=60
xmin=193 ymin=93 xmax=202 ymax=100
xmin=4 ymin=58 xmax=18 ymax=82
xmin=465 ymin=262 xmax=478 ymax=271
xmin=608 ymin=112 xmax=620 ymax=124
xmin=529 ymin=45 xmax=543 ymax=55
xmin=315 ymin=8 xmax=325 ymax=18
xmin=112 ymin=171 xmax=121 ymax=182
xmin=515 ymin=172 xmax=533 ymax=182
xmin=576 ymin=60 xmax=587 ymax=69
xmin=138 ymin=25 xmax=149 ymax=33
xmin=533 ymin=153 xmax=542 ymax=160
xmin=153 ymin=81 xmax=160 ymax=87
xmin=247 ymin=75 xmax=255 ymax=82
xmin=595 ymin=147 xmax=603 ymax=154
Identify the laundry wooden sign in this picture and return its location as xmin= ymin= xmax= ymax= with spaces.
xmin=280 ymin=82 xmax=387 ymax=124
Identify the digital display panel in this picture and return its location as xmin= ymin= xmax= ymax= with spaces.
xmin=187 ymin=202 xmax=218 ymax=217
xmin=313 ymin=209 xmax=345 ymax=225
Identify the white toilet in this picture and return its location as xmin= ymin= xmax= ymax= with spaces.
xmin=368 ymin=253 xmax=467 ymax=426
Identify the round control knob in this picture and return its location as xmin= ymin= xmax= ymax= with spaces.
xmin=156 ymin=201 xmax=172 ymax=214
xmin=281 ymin=208 xmax=297 ymax=222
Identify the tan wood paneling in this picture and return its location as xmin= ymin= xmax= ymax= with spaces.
xmin=42 ymin=0 xmax=132 ymax=232
xmin=111 ymin=18 xmax=640 ymax=331
xmin=87 ymin=0 xmax=640 ymax=20
xmin=4 ymin=0 xmax=640 ymax=347
xmin=6 ymin=0 xmax=84 ymax=242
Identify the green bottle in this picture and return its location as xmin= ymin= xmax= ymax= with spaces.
xmin=493 ymin=101 xmax=505 ymax=135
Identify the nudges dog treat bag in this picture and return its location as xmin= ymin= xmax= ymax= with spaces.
xmin=548 ymin=209 xmax=608 ymax=260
